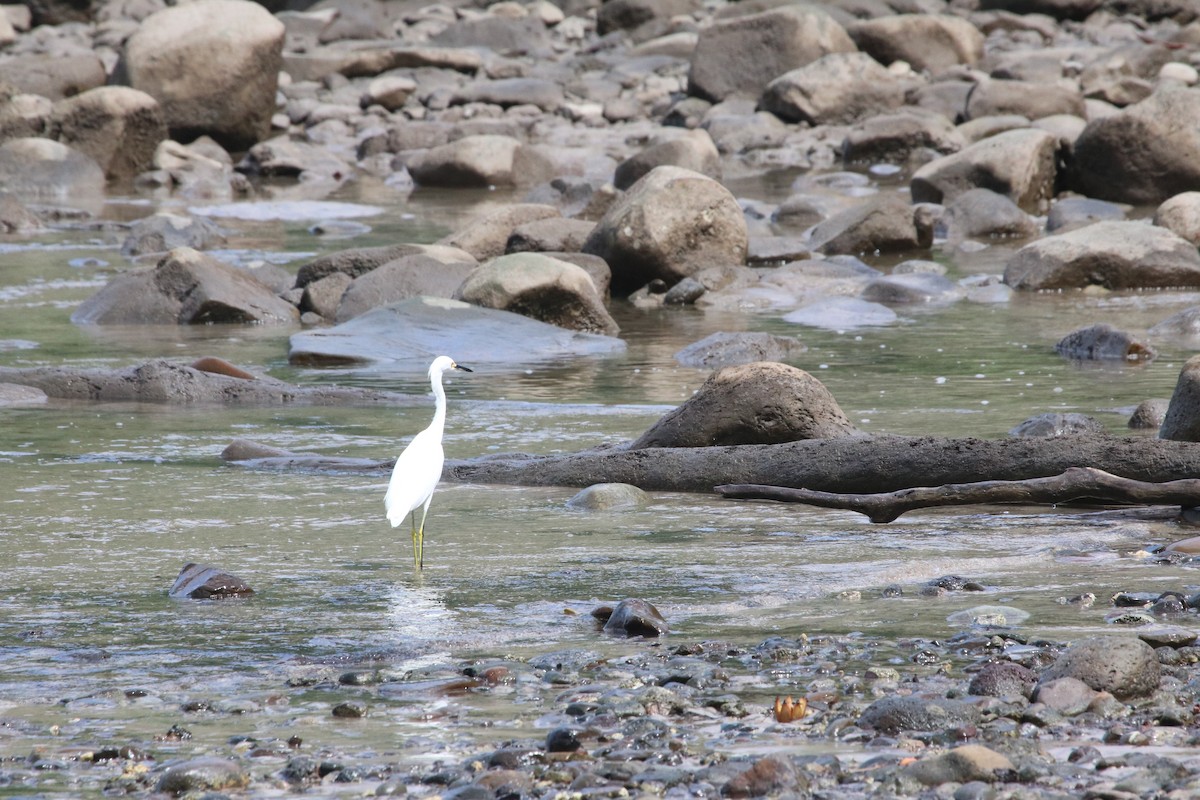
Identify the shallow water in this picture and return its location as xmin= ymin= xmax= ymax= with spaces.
xmin=3 ymin=182 xmax=1200 ymax=791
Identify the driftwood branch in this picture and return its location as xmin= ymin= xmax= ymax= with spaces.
xmin=715 ymin=467 xmax=1200 ymax=523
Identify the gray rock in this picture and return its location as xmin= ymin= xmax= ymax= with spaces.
xmin=613 ymin=129 xmax=721 ymax=191
xmin=810 ymin=193 xmax=931 ymax=256
xmin=1034 ymin=677 xmax=1099 ymax=716
xmin=977 ymin=0 xmax=1100 ymax=20
xmin=121 ymin=213 xmax=227 ymax=257
xmin=505 ymin=218 xmax=595 ymax=255
xmin=239 ymin=136 xmax=352 ymax=181
xmin=47 ymin=86 xmax=166 ymax=183
xmin=296 ymin=243 xmax=474 ymax=287
xmin=942 ymin=188 xmax=1039 ymax=240
xmin=407 ymin=135 xmax=555 ymax=189
xmin=169 ymin=562 xmax=255 ymax=600
xmin=288 ymin=297 xmax=624 ymax=368
xmin=2 ymin=53 xmax=105 ymax=101
xmin=301 ymin=271 xmax=353 ymax=320
xmin=702 ymin=110 xmax=788 ymax=154
xmin=911 ymin=128 xmax=1058 ymax=210
xmin=847 ymin=14 xmax=984 ymax=73
xmin=450 ymin=78 xmax=564 ymax=112
xmin=583 ymin=166 xmax=747 ymax=295
xmin=759 ymin=52 xmax=908 ymax=126
xmin=1154 ymin=191 xmax=1200 ymax=245
xmin=1045 ymin=196 xmax=1127 ymax=233
xmin=0 ymin=137 xmax=105 ymax=203
xmin=336 ymin=255 xmax=476 ymax=322
xmin=123 ymin=0 xmax=284 ymax=150
xmin=1039 ymin=636 xmax=1161 ymax=700
xmin=1150 ymin=306 xmax=1200 ymax=338
xmin=861 ymin=273 xmax=962 ymax=304
xmin=905 ymin=745 xmax=1014 ymax=786
xmin=1160 ymin=355 xmax=1200 ymax=441
xmin=1054 ymin=323 xmax=1156 ymax=362
xmin=674 ymin=331 xmax=807 ymax=368
xmin=596 ymin=0 xmax=697 ymax=37
xmin=151 ymin=137 xmax=240 ymax=201
xmin=723 ymin=755 xmax=809 ymax=797
xmin=72 ymin=247 xmax=299 ymax=326
xmin=782 ymin=297 xmax=898 ymax=329
xmin=630 ymin=361 xmax=858 ymax=448
xmin=597 ymin=598 xmax=669 ymax=637
xmin=967 ymin=661 xmax=1037 ymax=698
xmin=1069 ymin=86 xmax=1200 ymax=204
xmin=1009 ymin=412 xmax=1106 ymax=438
xmin=0 ymin=382 xmax=47 ymax=406
xmin=1004 ymin=221 xmax=1200 ymax=290
xmin=440 ymin=204 xmax=561 ymax=261
xmin=1128 ymin=398 xmax=1169 ymax=430
xmin=156 ymin=757 xmax=250 ymax=794
xmin=456 ymin=253 xmax=619 ymax=336
xmin=843 ymin=109 xmax=965 ymax=164
xmin=965 ymin=79 xmax=1086 ymax=121
xmin=686 ymin=5 xmax=855 ymax=102
xmin=430 ymin=14 xmax=548 ymax=55
xmin=859 ymin=696 xmax=982 ymax=735
xmin=566 ymin=483 xmax=649 ymax=511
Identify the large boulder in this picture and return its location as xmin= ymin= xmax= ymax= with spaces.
xmin=1068 ymin=87 xmax=1200 ymax=205
xmin=0 ymin=137 xmax=105 ymax=203
xmin=1003 ymin=220 xmax=1200 ymax=290
xmin=288 ymin=297 xmax=625 ymax=368
xmin=1038 ymin=636 xmax=1161 ymax=700
xmin=1159 ymin=355 xmax=1200 ymax=441
xmin=122 ymin=0 xmax=285 ymax=150
xmin=687 ymin=5 xmax=855 ymax=102
xmin=911 ymin=128 xmax=1058 ymax=210
xmin=629 ymin=361 xmax=859 ymax=449
xmin=406 ymin=135 xmax=556 ymax=188
xmin=582 ymin=166 xmax=747 ymax=295
xmin=336 ymin=255 xmax=477 ymax=322
xmin=759 ymin=52 xmax=908 ymax=126
xmin=72 ymin=247 xmax=299 ymax=326
xmin=456 ymin=253 xmax=619 ymax=336
xmin=47 ymin=86 xmax=166 ymax=183
xmin=846 ymin=14 xmax=984 ymax=73
xmin=809 ymin=194 xmax=932 ymax=255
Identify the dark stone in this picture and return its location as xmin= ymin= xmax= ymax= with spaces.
xmin=169 ymin=563 xmax=254 ymax=600
xmin=1055 ymin=323 xmax=1156 ymax=362
xmin=859 ymin=696 xmax=982 ymax=734
xmin=598 ymin=598 xmax=669 ymax=637
xmin=545 ymin=726 xmax=582 ymax=752
xmin=967 ymin=661 xmax=1037 ymax=698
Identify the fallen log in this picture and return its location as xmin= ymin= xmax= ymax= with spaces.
xmin=446 ymin=435 xmax=1200 ymax=494
xmin=715 ymin=467 xmax=1200 ymax=523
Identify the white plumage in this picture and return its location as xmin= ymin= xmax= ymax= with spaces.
xmin=384 ymin=355 xmax=471 ymax=569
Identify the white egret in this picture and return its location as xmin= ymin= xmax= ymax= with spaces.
xmin=385 ymin=355 xmax=472 ymax=569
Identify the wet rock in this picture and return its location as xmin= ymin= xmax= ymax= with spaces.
xmin=905 ymin=745 xmax=1014 ymax=786
xmin=1004 ymin=221 xmax=1200 ymax=291
xmin=759 ymin=52 xmax=908 ymax=126
xmin=239 ymin=136 xmax=352 ymax=181
xmin=810 ymin=194 xmax=931 ymax=256
xmin=47 ymin=86 xmax=166 ymax=183
xmin=150 ymin=137 xmax=241 ymax=201
xmin=843 ymin=110 xmax=965 ymax=165
xmin=566 ymin=483 xmax=649 ymax=511
xmin=1128 ymin=399 xmax=1168 ymax=430
xmin=965 ymin=79 xmax=1086 ymax=121
xmin=860 ymin=273 xmax=962 ymax=305
xmin=847 ymin=14 xmax=984 ymax=73
xmin=505 ymin=218 xmax=595 ymax=255
xmin=686 ymin=5 xmax=855 ymax=102
xmin=407 ymin=135 xmax=555 ymax=189
xmin=967 ymin=661 xmax=1037 ymax=698
xmin=170 ymin=562 xmax=254 ymax=600
xmin=331 ymin=701 xmax=367 ymax=718
xmin=440 ymin=204 xmax=561 ymax=262
xmin=1138 ymin=625 xmax=1197 ymax=648
xmin=942 ymin=188 xmax=1039 ymax=241
xmin=1055 ymin=323 xmax=1156 ymax=362
xmin=430 ymin=13 xmax=548 ymax=55
xmin=121 ymin=213 xmax=227 ymax=257
xmin=544 ymin=726 xmax=582 ymax=752
xmin=336 ymin=255 xmax=477 ymax=322
xmin=630 ymin=361 xmax=858 ymax=448
xmin=926 ymin=575 xmax=985 ymax=592
xmin=722 ymin=755 xmax=808 ymax=797
xmin=301 ymin=272 xmax=352 ymax=320
xmin=1045 ymin=196 xmax=1127 ymax=233
xmin=296 ymin=243 xmax=474 ymax=287
xmin=595 ymin=598 xmax=669 ymax=637
xmin=156 ymin=757 xmax=250 ymax=794
xmin=911 ymin=128 xmax=1058 ymax=211
xmin=0 ymin=382 xmax=47 ymax=406
xmin=1069 ymin=87 xmax=1200 ymax=205
xmin=1009 ymin=412 xmax=1106 ymax=438
xmin=1158 ymin=355 xmax=1200 ymax=441
xmin=288 ymin=296 xmax=624 ymax=367
xmin=613 ymin=129 xmax=721 ymax=191
xmin=123 ymin=0 xmax=284 ymax=150
xmin=73 ymin=247 xmax=299 ymax=326
xmin=0 ymin=137 xmax=105 ymax=203
xmin=859 ymin=696 xmax=982 ymax=734
xmin=1154 ymin=191 xmax=1200 ymax=245
xmin=1039 ymin=636 xmax=1161 ymax=700
xmin=702 ymin=109 xmax=787 ymax=155
xmin=782 ymin=297 xmax=897 ymax=329
xmin=582 ymin=166 xmax=747 ymax=296
xmin=1034 ymin=676 xmax=1099 ymax=715
xmin=456 ymin=253 xmax=619 ymax=336
xmin=0 ymin=193 xmax=42 ymax=234
xmin=946 ymin=605 xmax=1030 ymax=627
xmin=674 ymin=331 xmax=806 ymax=369
xmin=450 ymin=77 xmax=563 ymax=112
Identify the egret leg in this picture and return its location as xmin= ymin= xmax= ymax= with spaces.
xmin=415 ymin=496 xmax=433 ymax=570
xmin=409 ymin=510 xmax=420 ymax=570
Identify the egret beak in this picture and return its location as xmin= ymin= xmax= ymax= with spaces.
xmin=454 ymin=364 xmax=473 ymax=373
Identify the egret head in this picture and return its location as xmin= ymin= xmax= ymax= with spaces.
xmin=429 ymin=355 xmax=472 ymax=378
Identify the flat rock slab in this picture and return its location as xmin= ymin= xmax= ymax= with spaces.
xmin=288 ymin=296 xmax=625 ymax=370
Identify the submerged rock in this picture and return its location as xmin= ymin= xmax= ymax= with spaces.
xmin=1054 ymin=323 xmax=1156 ymax=362
xmin=566 ymin=483 xmax=649 ymax=511
xmin=169 ymin=562 xmax=255 ymax=600
xmin=594 ymin=598 xmax=669 ymax=637
xmin=674 ymin=331 xmax=807 ymax=368
xmin=156 ymin=757 xmax=250 ymax=794
xmin=1009 ymin=412 xmax=1106 ymax=438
